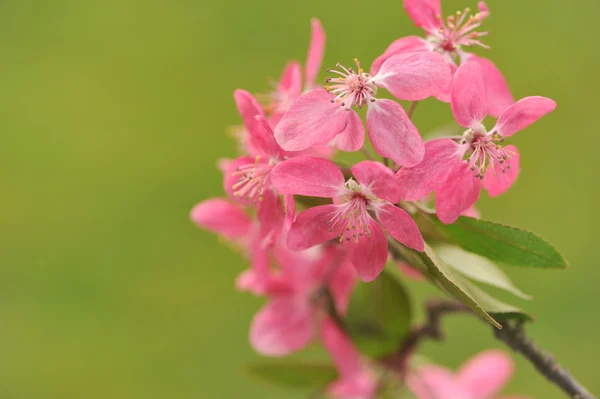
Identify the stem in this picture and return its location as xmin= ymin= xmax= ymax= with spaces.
xmin=360 ymin=146 xmax=377 ymax=161
xmin=407 ymin=101 xmax=419 ymax=119
xmin=494 ymin=321 xmax=596 ymax=399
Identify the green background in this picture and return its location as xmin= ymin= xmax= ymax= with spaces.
xmin=2 ymin=0 xmax=598 ymax=397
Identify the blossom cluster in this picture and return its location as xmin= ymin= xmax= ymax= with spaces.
xmin=192 ymin=1 xmax=554 ymax=397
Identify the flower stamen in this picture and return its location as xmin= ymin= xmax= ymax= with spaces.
xmin=325 ymin=58 xmax=378 ymax=110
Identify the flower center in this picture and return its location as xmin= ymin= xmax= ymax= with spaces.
xmin=325 ymin=58 xmax=377 ymax=110
xmin=428 ymin=8 xmax=489 ymax=53
xmin=231 ymin=156 xmax=273 ymax=202
xmin=327 ymin=179 xmax=377 ymax=243
xmin=463 ymin=131 xmax=514 ymax=179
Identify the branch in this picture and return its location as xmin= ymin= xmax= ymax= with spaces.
xmin=494 ymin=321 xmax=596 ymax=399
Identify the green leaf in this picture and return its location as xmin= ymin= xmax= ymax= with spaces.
xmin=435 ymin=216 xmax=568 ymax=269
xmin=391 ymin=241 xmax=501 ymax=328
xmin=434 ymin=244 xmax=532 ymax=300
xmin=457 ymin=277 xmax=533 ymax=321
xmin=244 ymin=361 xmax=337 ymax=389
xmin=345 ymin=270 xmax=412 ymax=357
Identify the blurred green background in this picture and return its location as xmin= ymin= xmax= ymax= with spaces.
xmin=2 ymin=0 xmax=598 ymax=397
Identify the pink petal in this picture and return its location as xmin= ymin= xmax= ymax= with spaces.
xmin=367 ymin=98 xmax=424 ymax=167
xmin=467 ymin=55 xmax=514 ymax=118
xmin=190 ymin=198 xmax=252 ymax=239
xmin=344 ymin=218 xmax=388 ymax=282
xmin=236 ymin=244 xmax=272 ymax=295
xmin=404 ymin=0 xmax=442 ymax=32
xmin=327 ymin=373 xmax=377 ymax=399
xmin=396 ymin=139 xmax=464 ymax=201
xmin=271 ymin=156 xmax=345 ymax=198
xmin=435 ymin=162 xmax=482 ymax=224
xmin=483 ymin=145 xmax=520 ymax=197
xmin=370 ymin=36 xmax=430 ymax=76
xmin=305 ymin=18 xmax=326 ymax=87
xmin=249 ymin=115 xmax=284 ymax=159
xmin=257 ymin=189 xmax=284 ymax=248
xmin=287 ymin=204 xmax=338 ymax=251
xmin=277 ymin=61 xmax=303 ymax=102
xmin=451 ymin=61 xmax=488 ymax=129
xmin=374 ymin=51 xmax=451 ymax=101
xmin=283 ymin=194 xmax=296 ymax=229
xmin=462 ymin=206 xmax=481 ymax=218
xmin=274 ymin=89 xmax=351 ymax=151
xmin=321 ymin=319 xmax=363 ymax=377
xmin=457 ymin=350 xmax=514 ymax=398
xmin=478 ymin=1 xmax=490 ymax=19
xmin=328 ymin=260 xmax=357 ymax=314
xmin=494 ymin=96 xmax=557 ymax=137
xmin=331 ymin=109 xmax=365 ymax=151
xmin=377 ymin=203 xmax=424 ymax=251
xmin=234 ymin=89 xmax=265 ymax=131
xmin=222 ymin=156 xmax=255 ymax=203
xmin=407 ymin=366 xmax=469 ymax=399
xmin=250 ymin=296 xmax=314 ymax=356
xmin=351 ymin=161 xmax=400 ymax=203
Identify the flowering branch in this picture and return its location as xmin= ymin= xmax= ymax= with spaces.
xmin=494 ymin=321 xmax=597 ymax=399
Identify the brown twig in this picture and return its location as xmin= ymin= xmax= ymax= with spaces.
xmin=494 ymin=321 xmax=596 ymax=399
xmin=407 ymin=100 xmax=419 ymax=119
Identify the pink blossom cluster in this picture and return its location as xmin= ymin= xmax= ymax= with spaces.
xmin=192 ymin=0 xmax=553 ymax=397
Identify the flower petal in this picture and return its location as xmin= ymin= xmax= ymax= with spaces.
xmin=250 ymin=296 xmax=314 ymax=357
xmin=344 ymin=218 xmax=388 ymax=282
xmin=397 ymin=262 xmax=424 ymax=281
xmin=370 ymin=36 xmax=430 ymax=76
xmin=351 ymin=160 xmax=400 ymax=203
xmin=435 ymin=162 xmax=482 ymax=224
xmin=257 ymin=189 xmax=284 ymax=248
xmin=367 ymin=98 xmax=424 ymax=167
xmin=234 ymin=89 xmax=265 ymax=131
xmin=378 ymin=203 xmax=424 ymax=251
xmin=407 ymin=366 xmax=469 ymax=399
xmin=404 ymin=0 xmax=442 ymax=32
xmin=190 ymin=198 xmax=252 ymax=239
xmin=277 ymin=61 xmax=303 ymax=102
xmin=494 ymin=96 xmax=557 ymax=137
xmin=274 ymin=89 xmax=350 ymax=151
xmin=374 ymin=52 xmax=451 ymax=101
xmin=467 ymin=54 xmax=514 ymax=118
xmin=451 ymin=61 xmax=488 ymax=129
xmin=321 ymin=319 xmax=363 ymax=377
xmin=483 ymin=145 xmax=520 ymax=197
xmin=305 ymin=18 xmax=326 ymax=87
xmin=287 ymin=205 xmax=338 ymax=251
xmin=396 ymin=138 xmax=464 ymax=201
xmin=249 ymin=115 xmax=284 ymax=159
xmin=331 ymin=109 xmax=365 ymax=152
xmin=457 ymin=350 xmax=514 ymax=398
xmin=271 ymin=156 xmax=345 ymax=198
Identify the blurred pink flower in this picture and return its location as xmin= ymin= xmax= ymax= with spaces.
xmin=274 ymin=53 xmax=451 ymax=166
xmin=271 ymin=157 xmax=424 ymax=281
xmin=397 ymin=61 xmax=556 ymax=223
xmin=249 ymin=246 xmax=357 ymax=356
xmin=371 ymin=0 xmax=514 ymax=116
xmin=408 ymin=350 xmax=528 ymax=399
xmin=322 ymin=319 xmax=378 ymax=399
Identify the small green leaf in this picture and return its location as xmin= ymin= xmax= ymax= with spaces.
xmin=345 ymin=270 xmax=412 ymax=357
xmin=434 ymin=244 xmax=532 ymax=300
xmin=457 ymin=276 xmax=532 ymax=321
xmin=392 ymin=241 xmax=501 ymax=328
xmin=436 ymin=216 xmax=568 ymax=269
xmin=244 ymin=361 xmax=337 ymax=389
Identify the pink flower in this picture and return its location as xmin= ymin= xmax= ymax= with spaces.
xmin=274 ymin=53 xmax=451 ymax=166
xmin=222 ymin=111 xmax=289 ymax=247
xmin=190 ymin=198 xmax=275 ymax=295
xmin=271 ymin=156 xmax=424 ymax=281
xmin=371 ymin=0 xmax=514 ymax=116
xmin=397 ymin=61 xmax=556 ymax=224
xmin=322 ymin=319 xmax=378 ymax=399
xmin=249 ymin=246 xmax=357 ymax=356
xmin=407 ymin=350 xmax=529 ymax=399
